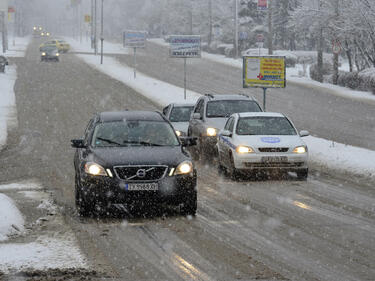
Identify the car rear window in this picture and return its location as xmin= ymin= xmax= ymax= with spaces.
xmin=206 ymin=100 xmax=261 ymax=118
xmin=236 ymin=117 xmax=297 ymax=135
xmin=169 ymin=106 xmax=194 ymax=122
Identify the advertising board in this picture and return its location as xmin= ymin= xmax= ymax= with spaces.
xmin=243 ymin=56 xmax=286 ymax=88
xmin=123 ymin=31 xmax=147 ymax=48
xmin=169 ymin=35 xmax=201 ymax=58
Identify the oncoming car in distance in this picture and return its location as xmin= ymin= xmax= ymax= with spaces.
xmin=188 ymin=94 xmax=262 ymax=160
xmin=71 ymin=111 xmax=198 ymax=216
xmin=162 ymin=103 xmax=195 ymax=137
xmin=40 ymin=46 xmax=60 ymax=62
xmin=217 ymin=112 xmax=309 ymax=180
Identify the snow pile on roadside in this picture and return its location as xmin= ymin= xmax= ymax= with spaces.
xmin=75 ymin=52 xmax=375 ymax=179
xmin=0 ymin=235 xmax=87 ymax=273
xmin=304 ymin=136 xmax=375 ymax=179
xmin=3 ymin=37 xmax=31 ymax=57
xmin=0 ymin=193 xmax=25 ymax=241
xmin=0 ymin=180 xmax=42 ymax=191
xmin=0 ymin=65 xmax=17 ymax=150
xmin=64 ymin=37 xmax=130 ymax=55
xmin=78 ymin=54 xmax=200 ymax=106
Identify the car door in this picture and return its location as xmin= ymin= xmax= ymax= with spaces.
xmin=162 ymin=104 xmax=171 ymax=119
xmin=218 ymin=117 xmax=232 ymax=162
xmin=189 ymin=99 xmax=204 ymax=138
xmin=222 ymin=117 xmax=235 ymax=167
xmin=75 ymin=118 xmax=95 ymax=175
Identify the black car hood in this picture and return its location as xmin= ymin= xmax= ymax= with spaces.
xmin=88 ymin=146 xmax=190 ymax=167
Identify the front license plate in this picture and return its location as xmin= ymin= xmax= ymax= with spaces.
xmin=126 ymin=182 xmax=158 ymax=191
xmin=261 ymin=156 xmax=288 ymax=162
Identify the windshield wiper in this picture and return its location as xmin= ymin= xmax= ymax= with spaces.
xmin=97 ymin=137 xmax=122 ymax=146
xmin=122 ymin=140 xmax=163 ymax=146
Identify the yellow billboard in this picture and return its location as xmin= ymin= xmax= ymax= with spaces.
xmin=243 ymin=56 xmax=286 ymax=88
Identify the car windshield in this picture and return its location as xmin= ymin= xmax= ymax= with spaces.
xmin=169 ymin=106 xmax=194 ymax=122
xmin=206 ymin=100 xmax=261 ymax=118
xmin=236 ymin=117 xmax=297 ymax=135
xmin=41 ymin=46 xmax=57 ymax=52
xmin=91 ymin=120 xmax=179 ymax=147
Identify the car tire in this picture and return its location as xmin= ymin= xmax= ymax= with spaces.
xmin=228 ymin=153 xmax=240 ymax=181
xmin=296 ymin=168 xmax=308 ymax=180
xmin=75 ymin=176 xmax=90 ymax=216
xmin=180 ymin=191 xmax=197 ymax=216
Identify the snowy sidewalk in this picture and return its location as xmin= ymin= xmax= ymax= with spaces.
xmin=66 ymin=38 xmax=375 ymax=180
xmin=0 ymin=180 xmax=88 ymax=275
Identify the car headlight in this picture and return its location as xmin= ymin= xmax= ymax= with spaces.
xmin=293 ymin=146 xmax=307 ymax=154
xmin=84 ymin=162 xmax=107 ymax=176
xmin=236 ymin=145 xmax=254 ymax=154
xmin=56 ymin=53 xmax=59 ymax=56
xmin=206 ymin=127 xmax=217 ymax=137
xmin=41 ymin=52 xmax=46 ymax=56
xmin=175 ymin=130 xmax=181 ymax=137
xmin=175 ymin=161 xmax=193 ymax=175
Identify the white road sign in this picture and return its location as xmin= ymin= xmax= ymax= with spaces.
xmin=169 ymin=35 xmax=201 ymax=58
xmin=123 ymin=31 xmax=147 ymax=48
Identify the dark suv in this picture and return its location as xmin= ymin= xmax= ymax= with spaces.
xmin=188 ymin=94 xmax=262 ymax=160
xmin=71 ymin=111 xmax=197 ymax=216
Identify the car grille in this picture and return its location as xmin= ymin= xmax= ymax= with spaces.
xmin=245 ymin=162 xmax=304 ymax=168
xmin=114 ymin=166 xmax=168 ymax=181
xmin=258 ymin=147 xmax=289 ymax=152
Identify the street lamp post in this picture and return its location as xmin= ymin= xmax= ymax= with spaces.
xmin=100 ymin=0 xmax=103 ymax=64
xmin=234 ymin=0 xmax=238 ymax=58
xmin=94 ymin=0 xmax=97 ymax=55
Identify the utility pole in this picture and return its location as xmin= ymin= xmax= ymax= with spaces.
xmin=234 ymin=0 xmax=238 ymax=58
xmin=189 ymin=0 xmax=193 ymax=34
xmin=267 ymin=0 xmax=273 ymax=55
xmin=91 ymin=0 xmax=94 ymax=48
xmin=317 ymin=0 xmax=323 ymax=83
xmin=1 ymin=11 xmax=6 ymax=53
xmin=208 ymin=0 xmax=212 ymax=47
xmin=332 ymin=0 xmax=339 ymax=85
xmin=100 ymin=0 xmax=103 ymax=64
xmin=94 ymin=0 xmax=97 ymax=55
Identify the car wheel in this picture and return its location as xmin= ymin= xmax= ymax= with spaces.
xmin=75 ymin=176 xmax=90 ymax=216
xmin=296 ymin=168 xmax=308 ymax=181
xmin=180 ymin=191 xmax=197 ymax=216
xmin=217 ymin=151 xmax=225 ymax=175
xmin=228 ymin=153 xmax=240 ymax=181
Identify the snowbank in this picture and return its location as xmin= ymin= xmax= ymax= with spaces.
xmin=2 ymin=37 xmax=31 ymax=58
xmin=77 ymin=54 xmax=200 ymax=106
xmin=74 ymin=51 xmax=375 ymax=179
xmin=0 ymin=65 xmax=17 ymax=150
xmin=0 ymin=193 xmax=24 ymax=241
xmin=64 ymin=37 xmax=130 ymax=55
xmin=0 ymin=235 xmax=87 ymax=273
xmin=0 ymin=180 xmax=42 ymax=191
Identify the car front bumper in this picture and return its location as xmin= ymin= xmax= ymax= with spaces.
xmin=79 ymin=171 xmax=197 ymax=205
xmin=233 ymin=152 xmax=308 ymax=171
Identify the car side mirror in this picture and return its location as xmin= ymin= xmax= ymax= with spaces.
xmin=193 ymin=113 xmax=201 ymax=120
xmin=221 ymin=130 xmax=232 ymax=137
xmin=71 ymin=139 xmax=86 ymax=148
xmin=299 ymin=130 xmax=309 ymax=137
xmin=180 ymin=137 xmax=197 ymax=147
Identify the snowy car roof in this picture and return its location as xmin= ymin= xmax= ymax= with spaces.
xmin=98 ymin=111 xmax=164 ymax=122
xmin=237 ymin=112 xmax=285 ymax=118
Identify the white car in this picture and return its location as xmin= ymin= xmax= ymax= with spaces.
xmin=217 ymin=112 xmax=309 ymax=180
xmin=162 ymin=103 xmax=195 ymax=136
